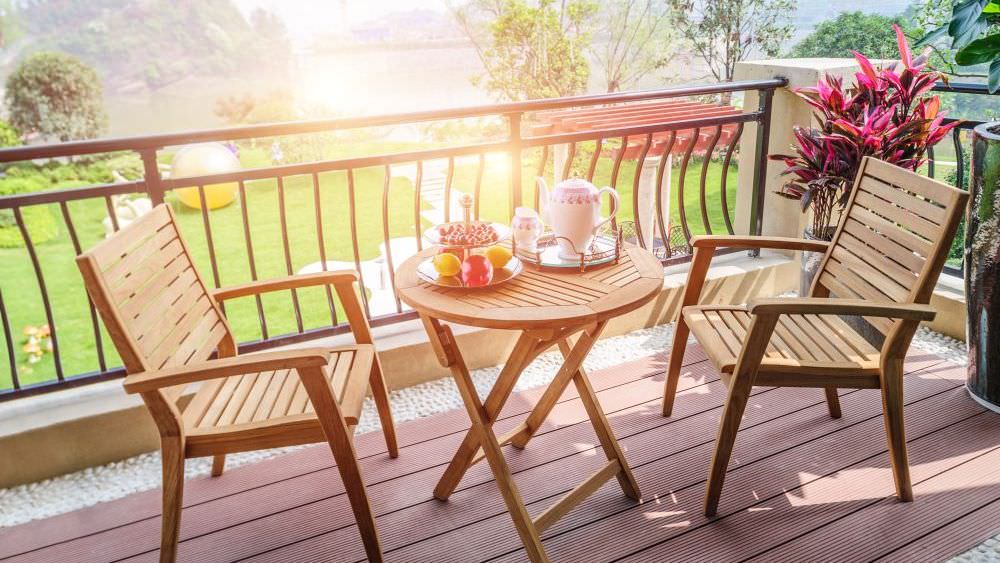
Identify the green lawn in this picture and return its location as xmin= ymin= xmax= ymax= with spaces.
xmin=0 ymin=142 xmax=736 ymax=389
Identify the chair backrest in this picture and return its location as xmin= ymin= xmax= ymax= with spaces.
xmin=810 ymin=156 xmax=968 ymax=347
xmin=76 ymin=204 xmax=235 ymax=400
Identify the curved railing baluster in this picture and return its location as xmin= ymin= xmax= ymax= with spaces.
xmin=474 ymin=153 xmax=485 ymax=220
xmin=654 ymin=132 xmax=677 ymax=257
xmin=586 ymin=138 xmax=602 ymax=182
xmin=698 ymin=126 xmax=723 ymax=235
xmin=237 ymin=180 xmax=268 ymax=340
xmin=1 ymin=288 xmax=19 ymax=389
xmin=561 ymin=142 xmax=576 ymax=181
xmin=60 ymin=201 xmax=106 ymax=372
xmin=677 ymin=128 xmax=700 ymax=243
xmin=608 ymin=136 xmax=628 ymax=231
xmin=276 ymin=177 xmax=304 ymax=333
xmin=534 ymin=145 xmax=549 ymax=211
xmin=413 ymin=160 xmax=424 ymax=251
xmin=195 ymin=185 xmax=222 ymax=291
xmin=719 ymin=123 xmax=743 ymax=235
xmin=631 ymin=133 xmax=653 ymax=249
xmin=382 ymin=164 xmax=402 ymax=313
xmin=13 ymin=206 xmax=62 ymax=379
xmin=312 ymin=172 xmax=338 ymax=326
xmin=103 ymin=196 xmax=120 ymax=232
xmin=444 ymin=156 xmax=455 ymax=223
xmin=346 ymin=169 xmax=372 ymax=318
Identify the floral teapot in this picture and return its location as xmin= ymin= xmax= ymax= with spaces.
xmin=536 ymin=177 xmax=619 ymax=259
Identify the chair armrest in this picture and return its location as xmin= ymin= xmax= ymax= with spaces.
xmin=691 ymin=235 xmax=830 ymax=253
xmin=213 ymin=271 xmax=360 ymax=302
xmin=747 ymin=298 xmax=936 ymax=321
xmin=123 ymin=348 xmax=330 ymax=394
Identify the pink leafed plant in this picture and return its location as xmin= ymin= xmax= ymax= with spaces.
xmin=770 ymin=25 xmax=960 ymax=238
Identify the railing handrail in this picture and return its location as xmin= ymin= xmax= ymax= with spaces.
xmin=0 ymin=78 xmax=787 ymax=163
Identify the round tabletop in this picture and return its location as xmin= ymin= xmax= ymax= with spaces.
xmin=395 ymin=244 xmax=664 ymax=330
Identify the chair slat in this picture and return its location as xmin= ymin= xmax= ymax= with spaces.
xmin=854 ymin=190 xmax=941 ymax=241
xmin=859 ymin=175 xmax=946 ymax=225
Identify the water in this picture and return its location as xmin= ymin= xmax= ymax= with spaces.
xmin=103 ymin=0 xmax=917 ymax=136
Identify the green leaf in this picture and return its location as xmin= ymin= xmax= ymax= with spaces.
xmin=989 ymin=58 xmax=1000 ymax=92
xmin=950 ymin=0 xmax=991 ymax=39
xmin=953 ymin=15 xmax=990 ymax=49
xmin=915 ymin=24 xmax=949 ymax=47
xmin=955 ymin=33 xmax=1000 ymax=65
xmin=984 ymin=1 xmax=1000 ymax=12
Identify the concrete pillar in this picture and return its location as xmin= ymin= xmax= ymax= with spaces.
xmin=634 ymin=155 xmax=671 ymax=249
xmin=733 ymin=59 xmax=864 ymax=240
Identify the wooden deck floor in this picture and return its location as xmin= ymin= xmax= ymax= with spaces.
xmin=2 ymin=344 xmax=998 ymax=562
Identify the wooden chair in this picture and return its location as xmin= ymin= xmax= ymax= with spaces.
xmin=662 ymin=157 xmax=968 ymax=517
xmin=76 ymin=204 xmax=398 ymax=563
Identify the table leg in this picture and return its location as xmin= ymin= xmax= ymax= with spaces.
xmin=433 ymin=329 xmax=541 ymax=500
xmin=421 ymin=316 xmax=640 ymax=563
xmin=428 ymin=320 xmax=549 ymax=562
xmin=509 ymin=324 xmax=597 ymax=450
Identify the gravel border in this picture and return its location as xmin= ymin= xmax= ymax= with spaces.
xmin=0 ymin=324 xmax=994 ymax=562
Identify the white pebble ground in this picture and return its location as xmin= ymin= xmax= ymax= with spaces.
xmin=0 ymin=324 xmax=995 ymax=562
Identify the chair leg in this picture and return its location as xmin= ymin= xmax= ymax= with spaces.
xmin=704 ymin=380 xmax=752 ymax=517
xmin=881 ymin=359 xmax=913 ymax=502
xmin=824 ymin=388 xmax=842 ymax=419
xmin=704 ymin=312 xmax=777 ymax=517
xmin=330 ymin=424 xmax=384 ymax=562
xmin=369 ymin=359 xmax=399 ymax=458
xmin=160 ymin=439 xmax=185 ymax=563
xmin=210 ymin=454 xmax=226 ymax=477
xmin=662 ymin=318 xmax=690 ymax=417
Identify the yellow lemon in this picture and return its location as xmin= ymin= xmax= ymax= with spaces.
xmin=485 ymin=245 xmax=513 ymax=269
xmin=432 ymin=252 xmax=462 ymax=276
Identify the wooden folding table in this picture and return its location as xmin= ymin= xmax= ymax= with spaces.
xmin=395 ymin=244 xmax=663 ymax=562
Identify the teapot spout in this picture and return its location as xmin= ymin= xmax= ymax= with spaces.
xmin=535 ymin=177 xmax=550 ymax=224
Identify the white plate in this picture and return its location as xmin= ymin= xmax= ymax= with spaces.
xmin=416 ymin=255 xmax=523 ymax=288
xmin=423 ymin=222 xmax=510 ymax=248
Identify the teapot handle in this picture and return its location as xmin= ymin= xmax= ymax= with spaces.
xmin=593 ymin=187 xmax=620 ymax=233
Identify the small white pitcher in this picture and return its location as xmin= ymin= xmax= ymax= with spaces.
xmin=511 ymin=206 xmax=543 ymax=251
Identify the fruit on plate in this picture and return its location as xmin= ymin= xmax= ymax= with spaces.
xmin=432 ymin=252 xmax=462 ymax=277
xmin=485 ymin=245 xmax=513 ymax=269
xmin=437 ymin=222 xmax=499 ymax=246
xmin=461 ymin=254 xmax=493 ymax=287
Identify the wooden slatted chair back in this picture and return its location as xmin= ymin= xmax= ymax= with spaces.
xmin=76 ymin=204 xmax=235 ymax=402
xmin=810 ymin=157 xmax=968 ymax=350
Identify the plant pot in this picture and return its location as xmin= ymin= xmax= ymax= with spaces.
xmin=799 ymin=226 xmax=835 ymax=296
xmin=966 ymin=122 xmax=1000 ymax=412
xmin=800 ymin=225 xmax=885 ymax=349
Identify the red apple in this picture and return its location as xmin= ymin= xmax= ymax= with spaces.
xmin=461 ymin=254 xmax=493 ymax=287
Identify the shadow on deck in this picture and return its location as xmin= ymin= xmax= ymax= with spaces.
xmin=1 ymin=344 xmax=997 ymax=562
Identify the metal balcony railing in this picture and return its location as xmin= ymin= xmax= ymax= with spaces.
xmin=0 ymin=78 xmax=785 ymax=400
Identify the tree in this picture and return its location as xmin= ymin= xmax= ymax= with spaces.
xmin=5 ymin=51 xmax=107 ymax=141
xmin=0 ymin=119 xmax=20 ymax=147
xmin=214 ymin=94 xmax=256 ymax=125
xmin=592 ymin=0 xmax=677 ymax=92
xmin=790 ymin=11 xmax=910 ymax=59
xmin=453 ymin=0 xmax=597 ymax=101
xmin=668 ymin=0 xmax=795 ymax=85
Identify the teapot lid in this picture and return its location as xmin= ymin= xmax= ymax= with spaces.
xmin=554 ymin=178 xmax=596 ymax=192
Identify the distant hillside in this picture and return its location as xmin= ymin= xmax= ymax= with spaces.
xmin=6 ymin=0 xmax=291 ymax=93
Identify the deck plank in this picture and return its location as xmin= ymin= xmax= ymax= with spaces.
xmin=1 ymin=346 xmax=995 ymax=563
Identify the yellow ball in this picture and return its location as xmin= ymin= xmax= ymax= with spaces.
xmin=171 ymin=143 xmax=241 ymax=210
